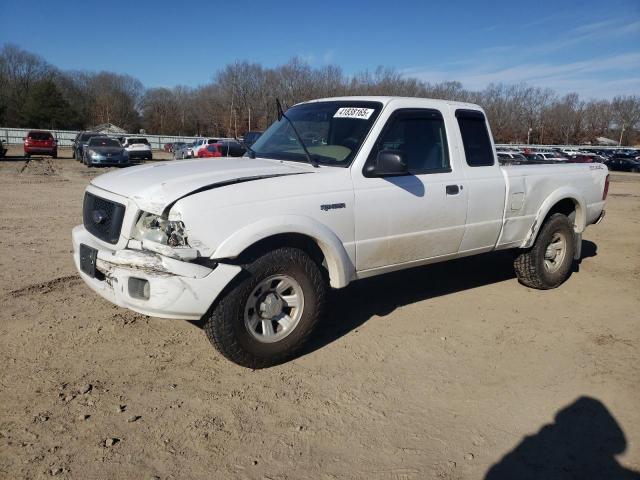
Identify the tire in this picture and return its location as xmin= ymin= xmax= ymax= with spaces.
xmin=203 ymin=247 xmax=327 ymax=368
xmin=72 ymin=149 xmax=75 ymax=159
xmin=514 ymin=213 xmax=575 ymax=289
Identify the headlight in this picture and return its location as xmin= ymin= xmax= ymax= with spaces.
xmin=132 ymin=212 xmax=188 ymax=247
xmin=90 ymin=150 xmax=105 ymax=159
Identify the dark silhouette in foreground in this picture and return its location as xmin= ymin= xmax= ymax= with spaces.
xmin=485 ymin=396 xmax=640 ymax=480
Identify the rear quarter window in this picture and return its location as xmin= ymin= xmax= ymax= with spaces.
xmin=456 ymin=110 xmax=494 ymax=167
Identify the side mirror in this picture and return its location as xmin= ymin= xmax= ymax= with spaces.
xmin=366 ymin=150 xmax=408 ymax=176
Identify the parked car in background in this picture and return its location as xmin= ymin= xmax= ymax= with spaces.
xmin=122 ymin=137 xmax=152 ymax=163
xmin=197 ymin=141 xmax=246 ymax=158
xmin=242 ymin=131 xmax=263 ymax=148
xmin=163 ymin=142 xmax=174 ymax=153
xmin=497 ymin=151 xmax=527 ymax=163
xmin=24 ymin=130 xmax=57 ymax=158
xmin=565 ymin=153 xmax=600 ymax=163
xmin=171 ymin=142 xmax=186 ymax=155
xmin=611 ymin=150 xmax=640 ymax=160
xmin=0 ymin=139 xmax=7 ymax=158
xmin=605 ymin=157 xmax=640 ymax=172
xmin=191 ymin=138 xmax=207 ymax=157
xmin=192 ymin=138 xmax=236 ymax=157
xmin=73 ymin=132 xmax=106 ymax=161
xmin=83 ymin=137 xmax=130 ymax=167
xmin=173 ymin=142 xmax=194 ymax=159
xmin=527 ymin=152 xmax=567 ymax=162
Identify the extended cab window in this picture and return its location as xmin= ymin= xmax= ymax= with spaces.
xmin=368 ymin=109 xmax=450 ymax=174
xmin=456 ymin=110 xmax=494 ymax=167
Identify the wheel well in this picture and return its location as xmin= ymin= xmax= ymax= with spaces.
xmin=234 ymin=233 xmax=327 ymax=272
xmin=544 ymin=198 xmax=578 ymax=227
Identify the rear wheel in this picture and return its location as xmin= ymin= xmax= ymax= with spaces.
xmin=203 ymin=247 xmax=327 ymax=368
xmin=514 ymin=213 xmax=575 ymax=289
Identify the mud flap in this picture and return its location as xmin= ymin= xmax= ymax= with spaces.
xmin=574 ymin=232 xmax=582 ymax=260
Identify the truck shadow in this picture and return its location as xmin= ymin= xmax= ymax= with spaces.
xmin=484 ymin=396 xmax=640 ymax=479
xmin=302 ymin=240 xmax=597 ymax=356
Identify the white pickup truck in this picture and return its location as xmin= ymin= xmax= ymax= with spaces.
xmin=72 ymin=96 xmax=608 ymax=368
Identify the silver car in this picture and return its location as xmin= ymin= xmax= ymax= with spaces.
xmin=83 ymin=137 xmax=130 ymax=167
xmin=173 ymin=142 xmax=195 ymax=159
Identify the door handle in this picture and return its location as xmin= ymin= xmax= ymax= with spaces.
xmin=446 ymin=184 xmax=460 ymax=195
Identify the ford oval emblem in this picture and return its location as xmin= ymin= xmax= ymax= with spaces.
xmin=92 ymin=209 xmax=106 ymax=224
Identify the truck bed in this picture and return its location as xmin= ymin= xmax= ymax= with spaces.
xmin=496 ymin=161 xmax=608 ymax=249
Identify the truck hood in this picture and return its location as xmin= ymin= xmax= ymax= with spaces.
xmin=90 ymin=157 xmax=312 ymax=214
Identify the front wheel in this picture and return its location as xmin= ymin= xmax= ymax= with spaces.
xmin=513 ymin=213 xmax=575 ymax=289
xmin=203 ymin=247 xmax=327 ymax=368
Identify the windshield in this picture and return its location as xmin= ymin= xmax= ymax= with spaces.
xmin=89 ymin=138 xmax=121 ymax=147
xmin=250 ymin=101 xmax=382 ymax=166
xmin=28 ymin=131 xmax=52 ymax=140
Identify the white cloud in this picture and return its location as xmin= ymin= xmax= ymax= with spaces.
xmin=402 ymin=17 xmax=640 ymax=98
xmin=297 ymin=49 xmax=336 ymax=65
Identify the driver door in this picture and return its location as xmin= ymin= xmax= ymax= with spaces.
xmin=353 ymin=108 xmax=468 ymax=272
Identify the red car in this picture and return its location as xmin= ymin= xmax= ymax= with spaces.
xmin=163 ymin=142 xmax=174 ymax=153
xmin=24 ymin=130 xmax=57 ymax=158
xmin=198 ymin=143 xmax=225 ymax=158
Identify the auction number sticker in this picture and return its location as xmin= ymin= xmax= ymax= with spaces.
xmin=334 ymin=107 xmax=375 ymax=120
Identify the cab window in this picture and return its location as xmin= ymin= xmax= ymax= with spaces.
xmin=367 ymin=109 xmax=450 ymax=175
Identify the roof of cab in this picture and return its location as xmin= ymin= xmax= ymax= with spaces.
xmin=298 ymin=95 xmax=483 ymax=112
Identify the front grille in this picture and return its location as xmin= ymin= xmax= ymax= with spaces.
xmin=83 ymin=192 xmax=126 ymax=244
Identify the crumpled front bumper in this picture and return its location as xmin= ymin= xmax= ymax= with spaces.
xmin=72 ymin=225 xmax=241 ymax=320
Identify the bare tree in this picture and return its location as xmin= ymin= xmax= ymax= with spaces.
xmin=611 ymin=95 xmax=640 ymax=145
xmin=2 ymin=44 xmax=638 ymax=144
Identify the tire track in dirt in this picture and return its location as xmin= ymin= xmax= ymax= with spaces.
xmin=9 ymin=275 xmax=81 ymax=298
xmin=18 ymin=157 xmax=58 ymax=176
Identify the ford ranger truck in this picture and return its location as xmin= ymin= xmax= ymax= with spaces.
xmin=72 ymin=97 xmax=608 ymax=368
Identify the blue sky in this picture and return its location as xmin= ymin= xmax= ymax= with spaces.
xmin=1 ymin=0 xmax=638 ymax=98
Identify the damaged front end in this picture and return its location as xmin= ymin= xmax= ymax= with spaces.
xmin=72 ymin=188 xmax=240 ymax=320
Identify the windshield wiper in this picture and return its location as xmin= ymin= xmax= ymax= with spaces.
xmin=276 ymin=99 xmax=318 ymax=168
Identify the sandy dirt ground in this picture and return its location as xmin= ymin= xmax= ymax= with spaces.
xmin=1 ymin=146 xmax=639 ymax=479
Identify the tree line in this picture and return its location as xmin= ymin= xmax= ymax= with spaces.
xmin=1 ymin=43 xmax=639 ymax=145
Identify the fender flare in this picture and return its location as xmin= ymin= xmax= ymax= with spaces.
xmin=522 ymin=187 xmax=586 ymax=248
xmin=210 ymin=215 xmax=355 ymax=288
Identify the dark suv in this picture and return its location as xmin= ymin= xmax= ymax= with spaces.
xmin=605 ymin=157 xmax=640 ymax=172
xmin=72 ymin=132 xmax=106 ymax=161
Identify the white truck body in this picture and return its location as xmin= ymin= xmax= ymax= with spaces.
xmin=72 ymin=96 xmax=607 ymax=366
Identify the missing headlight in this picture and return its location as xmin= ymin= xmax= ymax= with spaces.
xmin=132 ymin=212 xmax=188 ymax=247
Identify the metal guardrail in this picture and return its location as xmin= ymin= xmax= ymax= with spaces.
xmin=1 ymin=127 xmax=633 ymax=152
xmin=0 ymin=127 xmax=201 ymax=150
